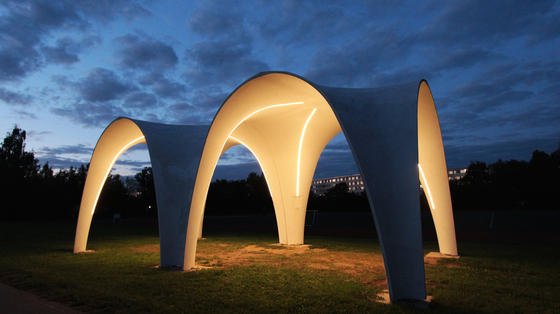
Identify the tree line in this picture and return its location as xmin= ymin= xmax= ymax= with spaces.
xmin=0 ymin=126 xmax=558 ymax=220
xmin=450 ymin=149 xmax=560 ymax=210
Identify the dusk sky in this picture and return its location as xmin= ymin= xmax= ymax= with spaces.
xmin=0 ymin=1 xmax=558 ymax=179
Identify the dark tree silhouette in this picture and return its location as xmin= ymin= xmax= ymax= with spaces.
xmin=308 ymin=182 xmax=369 ymax=212
xmin=0 ymin=126 xmax=39 ymax=218
xmin=134 ymin=167 xmax=157 ymax=216
xmin=1 ymin=124 xmax=559 ymax=221
xmin=450 ymin=148 xmax=560 ymax=210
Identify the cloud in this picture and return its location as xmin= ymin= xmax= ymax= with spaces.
xmin=302 ymin=1 xmax=560 ymax=88
xmin=162 ymin=100 xmax=215 ymax=125
xmin=431 ymin=49 xmax=498 ymax=71
xmin=315 ymin=151 xmax=359 ymax=178
xmin=124 ymin=91 xmax=158 ymax=109
xmin=52 ymin=101 xmax=128 ymax=127
xmin=77 ymin=68 xmax=135 ymax=102
xmin=41 ymin=36 xmax=100 ymax=65
xmin=13 ymin=110 xmax=37 ymax=120
xmin=116 ymin=34 xmax=178 ymax=71
xmin=52 ymin=68 xmax=173 ymax=127
xmin=420 ymin=1 xmax=558 ymax=45
xmin=35 ymin=143 xmax=93 ymax=168
xmin=252 ymin=1 xmax=374 ymax=51
xmin=38 ymin=143 xmax=93 ymax=156
xmin=163 ymin=88 xmax=227 ymax=124
xmin=0 ymin=1 xmax=83 ymax=80
xmin=218 ymin=145 xmax=256 ymax=166
xmin=184 ymin=2 xmax=269 ymax=88
xmin=188 ymin=1 xmax=242 ymax=37
xmin=0 ymin=87 xmax=32 ymax=105
xmin=72 ymin=0 xmax=151 ymax=22
xmin=139 ymin=72 xmax=186 ymax=99
xmin=305 ymin=27 xmax=413 ymax=86
xmin=0 ymin=0 xmax=149 ymax=81
xmin=314 ymin=137 xmax=359 ymax=178
xmin=38 ymin=155 xmax=86 ymax=169
xmin=114 ymin=158 xmax=150 ymax=169
xmin=35 ymin=141 xmax=150 ymax=174
xmin=437 ymin=58 xmax=560 ymax=142
xmin=185 ymin=39 xmax=269 ymax=88
xmin=26 ymin=130 xmax=52 ymax=140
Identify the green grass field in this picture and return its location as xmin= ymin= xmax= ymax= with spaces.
xmin=0 ymin=220 xmax=558 ymax=313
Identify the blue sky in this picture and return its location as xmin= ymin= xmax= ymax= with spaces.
xmin=0 ymin=0 xmax=558 ymax=179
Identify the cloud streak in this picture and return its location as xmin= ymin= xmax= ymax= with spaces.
xmin=116 ymin=34 xmax=178 ymax=71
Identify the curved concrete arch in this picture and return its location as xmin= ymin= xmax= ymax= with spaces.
xmin=74 ymin=118 xmax=145 ymax=254
xmin=417 ymin=81 xmax=458 ymax=256
xmin=73 ymin=117 xmax=209 ymax=267
xmin=74 ymin=71 xmax=457 ymax=303
xmin=184 ymin=74 xmax=342 ymax=273
xmin=182 ymin=72 xmax=457 ymax=301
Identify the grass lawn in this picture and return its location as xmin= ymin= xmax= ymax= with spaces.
xmin=0 ymin=220 xmax=558 ymax=313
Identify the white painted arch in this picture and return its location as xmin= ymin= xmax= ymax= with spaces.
xmin=74 ymin=72 xmax=457 ymax=303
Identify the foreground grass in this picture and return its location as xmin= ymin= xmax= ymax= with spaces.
xmin=0 ymin=220 xmax=558 ymax=313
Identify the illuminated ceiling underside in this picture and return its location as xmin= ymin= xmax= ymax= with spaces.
xmin=73 ymin=72 xmax=457 ymax=303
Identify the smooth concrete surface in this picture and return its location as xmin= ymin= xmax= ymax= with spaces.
xmin=318 ymin=82 xmax=426 ymax=300
xmin=74 ymin=71 xmax=458 ymax=303
xmin=0 ymin=282 xmax=80 ymax=314
xmin=135 ymin=120 xmax=209 ymax=267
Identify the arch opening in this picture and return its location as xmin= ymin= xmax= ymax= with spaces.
xmin=309 ymin=134 xmax=373 ymax=219
xmin=203 ymin=142 xmax=275 ymax=228
xmin=185 ymin=73 xmax=342 ymax=271
xmin=417 ymin=81 xmax=458 ymax=256
xmin=74 ymin=118 xmax=146 ymax=253
xmin=74 ymin=118 xmax=211 ymax=267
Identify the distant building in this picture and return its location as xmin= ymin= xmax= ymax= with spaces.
xmin=314 ymin=168 xmax=468 ymax=195
xmin=312 ymin=174 xmax=364 ymax=195
xmin=448 ymin=168 xmax=467 ymax=181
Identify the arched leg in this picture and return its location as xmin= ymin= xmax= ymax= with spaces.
xmin=74 ymin=119 xmax=145 ymax=253
xmin=136 ymin=122 xmax=209 ymax=267
xmin=327 ymin=82 xmax=427 ymax=301
xmin=418 ymin=82 xmax=458 ymax=256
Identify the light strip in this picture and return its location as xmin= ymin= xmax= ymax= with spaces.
xmin=226 ymin=101 xmax=303 ymax=140
xmin=222 ymin=101 xmax=304 ymax=197
xmin=91 ymin=135 xmax=146 ymax=215
xmin=418 ymin=163 xmax=436 ymax=210
xmin=295 ymin=108 xmax=317 ymax=197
